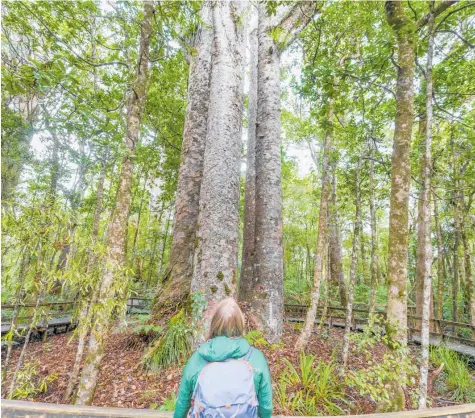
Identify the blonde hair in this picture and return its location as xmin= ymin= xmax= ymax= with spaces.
xmin=207 ymin=298 xmax=245 ymax=340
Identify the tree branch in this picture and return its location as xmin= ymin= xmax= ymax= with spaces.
xmin=18 ymin=1 xmax=129 ymax=69
xmin=437 ymin=29 xmax=474 ymax=48
xmin=271 ymin=1 xmax=320 ymax=52
xmin=417 ymin=0 xmax=457 ymax=28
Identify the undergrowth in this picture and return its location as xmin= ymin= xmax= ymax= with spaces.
xmin=142 ymin=292 xmax=206 ymax=372
xmin=142 ymin=309 xmax=193 ymax=371
xmin=345 ymin=315 xmax=417 ymax=411
xmin=9 ymin=361 xmax=58 ymax=400
xmin=275 ymin=353 xmax=347 ymax=415
xmin=429 ymin=345 xmax=475 ymax=402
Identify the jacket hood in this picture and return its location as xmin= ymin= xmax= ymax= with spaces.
xmin=198 ymin=336 xmax=251 ymax=362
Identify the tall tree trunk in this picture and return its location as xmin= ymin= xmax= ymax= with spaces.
xmin=369 ymin=141 xmax=378 ymax=315
xmin=239 ymin=26 xmax=258 ymax=303
xmin=75 ymin=2 xmax=153 ymax=404
xmin=249 ymin=3 xmax=284 ymax=342
xmin=191 ymin=0 xmax=247 ymax=333
xmin=461 ymin=223 xmax=475 ymax=340
xmin=418 ymin=3 xmax=434 ymax=407
xmin=154 ymin=2 xmax=213 ymax=313
xmin=64 ymin=160 xmax=107 ymax=401
xmin=132 ymin=172 xmax=149 ymax=257
xmin=433 ymin=191 xmax=445 ymax=323
xmin=451 ymin=136 xmax=459 ymax=326
xmin=296 ymin=87 xmax=333 ymax=351
xmin=329 ymin=173 xmax=347 ymax=307
xmin=385 ymin=1 xmax=416 ymax=349
xmin=248 ymin=1 xmax=318 ymax=343
xmin=342 ymin=154 xmax=363 ymax=371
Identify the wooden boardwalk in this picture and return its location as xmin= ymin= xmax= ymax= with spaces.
xmin=285 ymin=317 xmax=475 ymax=358
xmin=2 ymin=400 xmax=475 ymax=418
xmin=2 ymin=300 xmax=474 ymax=358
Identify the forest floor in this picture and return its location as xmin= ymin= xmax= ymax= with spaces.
xmin=1 ymin=322 xmax=458 ymax=415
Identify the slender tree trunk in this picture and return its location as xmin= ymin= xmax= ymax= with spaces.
xmin=158 ymin=212 xmax=171 ymax=278
xmin=8 ymin=287 xmax=45 ymax=398
xmin=63 ymin=286 xmax=100 ymax=402
xmin=239 ymin=26 xmax=258 ymax=303
xmin=296 ymin=88 xmax=334 ymax=351
xmin=451 ymin=137 xmax=459 ymax=326
xmin=191 ymin=0 xmax=247 ymax=333
xmin=154 ymin=2 xmax=213 ymax=313
xmin=329 ymin=173 xmax=347 ymax=307
xmin=132 ymin=172 xmax=149 ymax=256
xmin=2 ymin=251 xmax=29 ymax=383
xmin=369 ymin=142 xmax=378 ymax=315
xmin=65 ymin=155 xmax=107 ymax=401
xmin=342 ymin=154 xmax=363 ymax=371
xmin=461 ymin=225 xmax=475 ymax=340
xmin=432 ymin=192 xmax=445 ymax=321
xmin=318 ymin=244 xmax=330 ymax=331
xmin=418 ymin=3 xmax=434 ymax=407
xmin=75 ymin=3 xmax=153 ymax=405
xmin=385 ymin=1 xmax=416 ymax=349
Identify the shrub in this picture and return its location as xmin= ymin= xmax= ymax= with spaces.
xmin=245 ymin=330 xmax=269 ymax=348
xmin=429 ymin=345 xmax=475 ymax=402
xmin=142 ymin=309 xmax=193 ymax=372
xmin=159 ymin=392 xmax=177 ymax=411
xmin=346 ymin=315 xmax=417 ymax=411
xmin=9 ymin=361 xmax=58 ymax=400
xmin=276 ymin=353 xmax=347 ymax=415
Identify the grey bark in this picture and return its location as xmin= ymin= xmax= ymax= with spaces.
xmin=191 ymin=0 xmax=247 ymax=334
xmin=249 ymin=3 xmax=284 ymax=342
xmin=248 ymin=1 xmax=318 ymax=343
xmin=75 ymin=2 xmax=153 ymax=405
xmin=239 ymin=26 xmax=258 ymax=303
xmin=155 ymin=2 xmax=213 ymax=312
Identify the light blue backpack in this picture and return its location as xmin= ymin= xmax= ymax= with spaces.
xmin=189 ymin=348 xmax=258 ymax=418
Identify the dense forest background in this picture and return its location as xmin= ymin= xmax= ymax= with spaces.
xmin=1 ymin=0 xmax=474 ymax=414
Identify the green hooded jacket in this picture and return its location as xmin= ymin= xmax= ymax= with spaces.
xmin=173 ymin=336 xmax=273 ymax=418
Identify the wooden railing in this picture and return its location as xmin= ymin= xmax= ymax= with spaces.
xmin=1 ymin=301 xmax=76 ymax=324
xmin=2 ymin=299 xmax=473 ymax=346
xmin=2 ymin=400 xmax=475 ymax=418
xmin=284 ymin=304 xmax=475 ymax=346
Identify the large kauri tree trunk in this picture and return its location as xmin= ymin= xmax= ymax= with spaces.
xmin=75 ymin=2 xmax=153 ymax=405
xmin=154 ymin=2 xmax=213 ymax=313
xmin=240 ymin=26 xmax=258 ymax=303
xmin=246 ymin=1 xmax=318 ymax=343
xmin=191 ymin=0 xmax=247 ymax=333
